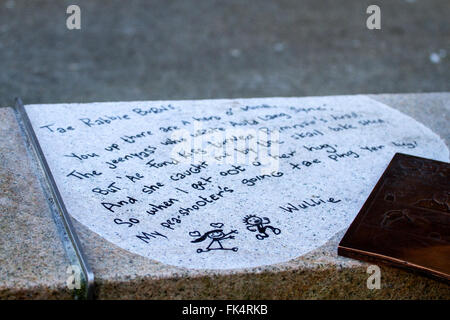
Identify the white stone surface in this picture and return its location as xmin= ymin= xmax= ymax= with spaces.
xmin=24 ymin=96 xmax=448 ymax=269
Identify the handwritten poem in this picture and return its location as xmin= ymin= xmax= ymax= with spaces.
xmin=24 ymin=95 xmax=448 ymax=269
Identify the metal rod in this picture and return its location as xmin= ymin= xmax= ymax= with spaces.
xmin=14 ymin=98 xmax=95 ymax=300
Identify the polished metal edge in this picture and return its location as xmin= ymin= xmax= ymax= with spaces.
xmin=14 ymin=98 xmax=95 ymax=300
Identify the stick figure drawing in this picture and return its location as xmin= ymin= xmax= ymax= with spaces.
xmin=243 ymin=215 xmax=281 ymax=240
xmin=189 ymin=223 xmax=239 ymax=253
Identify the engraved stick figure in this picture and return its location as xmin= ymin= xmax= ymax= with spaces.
xmin=189 ymin=223 xmax=238 ymax=253
xmin=243 ymin=215 xmax=281 ymax=240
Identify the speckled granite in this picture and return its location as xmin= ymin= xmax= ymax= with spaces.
xmin=1 ymin=93 xmax=449 ymax=299
xmin=74 ymin=93 xmax=450 ymax=299
xmin=0 ymin=107 xmax=72 ymax=299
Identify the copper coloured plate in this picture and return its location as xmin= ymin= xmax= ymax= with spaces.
xmin=338 ymin=153 xmax=450 ymax=283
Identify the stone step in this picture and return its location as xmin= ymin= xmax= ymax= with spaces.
xmin=0 ymin=93 xmax=449 ymax=299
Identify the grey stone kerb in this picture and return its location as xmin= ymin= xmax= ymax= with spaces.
xmin=0 ymin=93 xmax=449 ymax=299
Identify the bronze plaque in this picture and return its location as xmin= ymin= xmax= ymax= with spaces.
xmin=338 ymin=153 xmax=450 ymax=283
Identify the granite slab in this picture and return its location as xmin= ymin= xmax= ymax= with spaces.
xmin=0 ymin=93 xmax=449 ymax=299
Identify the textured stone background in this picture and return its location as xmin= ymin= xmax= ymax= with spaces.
xmin=0 ymin=0 xmax=449 ymax=107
